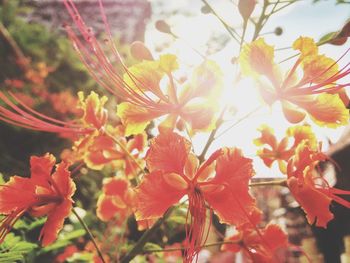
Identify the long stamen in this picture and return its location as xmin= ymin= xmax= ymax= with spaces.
xmin=185 ymin=188 xmax=207 ymax=263
xmin=0 ymin=209 xmax=25 ymax=243
xmin=0 ymin=91 xmax=90 ymax=134
xmin=63 ymin=0 xmax=169 ymax=110
xmin=286 ymin=48 xmax=350 ymax=96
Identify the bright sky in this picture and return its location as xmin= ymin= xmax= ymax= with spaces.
xmin=145 ymin=0 xmax=350 ymax=178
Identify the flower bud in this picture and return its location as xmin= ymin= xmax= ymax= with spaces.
xmin=155 ymin=20 xmax=172 ymax=34
xmin=130 ymin=41 xmax=154 ymax=61
xmin=238 ymin=0 xmax=256 ymax=21
xmin=274 ymin=27 xmax=283 ymax=36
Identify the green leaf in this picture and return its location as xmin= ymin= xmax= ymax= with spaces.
xmin=39 ymin=229 xmax=86 ymax=254
xmin=0 ymin=233 xmax=38 ymax=262
xmin=66 ymin=252 xmax=94 ymax=262
xmin=167 ymin=215 xmax=186 ymax=225
xmin=143 ymin=242 xmax=163 ymax=251
xmin=318 ymin=31 xmax=338 ymax=44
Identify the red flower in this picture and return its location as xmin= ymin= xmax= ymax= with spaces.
xmin=0 ymin=153 xmax=76 ymax=246
xmin=96 ymin=177 xmax=135 ymax=223
xmin=254 ymin=124 xmax=317 ymax=173
xmin=136 ymin=131 xmax=257 ymax=262
xmin=222 ymin=222 xmax=287 ymax=263
xmin=54 ymin=244 xmax=78 ymax=263
xmin=286 ymin=143 xmax=350 ymax=227
xmin=63 ymin=0 xmax=223 ymax=136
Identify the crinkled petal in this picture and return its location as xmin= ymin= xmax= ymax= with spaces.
xmin=203 ymin=148 xmax=256 ymax=225
xmin=254 ymin=125 xmax=277 ymax=147
xmin=30 ymin=153 xmax=56 ymax=187
xmin=292 ymin=37 xmax=318 ymax=58
xmin=103 ymin=178 xmax=128 ymax=197
xmin=52 ymin=161 xmax=76 ymax=199
xmin=239 ymin=38 xmax=280 ymax=86
xmin=0 ymin=176 xmax=36 ymax=214
xmin=117 ymin=102 xmax=163 ymax=136
xmin=40 ymin=200 xmax=72 ymax=246
xmin=78 ymin=91 xmax=108 ymax=129
xmin=146 ymin=131 xmax=191 ymax=174
xmin=301 ymin=54 xmax=338 ymax=84
xmin=287 ymin=177 xmax=333 ymax=228
xmin=135 ymin=171 xmax=186 ymax=220
xmin=96 ymin=195 xmax=126 ymax=222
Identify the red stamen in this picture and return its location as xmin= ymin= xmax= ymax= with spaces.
xmin=0 ymin=92 xmax=91 ymax=134
xmin=185 ymin=188 xmax=207 ymax=263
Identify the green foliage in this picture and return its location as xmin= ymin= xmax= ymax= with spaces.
xmin=39 ymin=229 xmax=86 ymax=255
xmin=0 ymin=233 xmax=38 ymax=262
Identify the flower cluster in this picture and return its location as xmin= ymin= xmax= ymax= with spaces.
xmin=0 ymin=0 xmax=349 ymax=262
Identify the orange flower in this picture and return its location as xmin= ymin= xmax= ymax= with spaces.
xmin=96 ymin=177 xmax=135 ymax=223
xmin=54 ymin=245 xmax=78 ymax=263
xmin=222 ymin=223 xmax=287 ymax=263
xmin=0 ymin=89 xmax=133 ymax=171
xmin=286 ymin=142 xmax=350 ymax=227
xmin=136 ymin=131 xmax=257 ymax=262
xmin=0 ymin=153 xmax=76 ymax=246
xmin=72 ymin=125 xmax=146 ymax=172
xmin=50 ymin=90 xmax=80 ymax=116
xmin=240 ymin=37 xmax=349 ymax=127
xmin=63 ymin=1 xmax=223 ymax=136
xmin=116 ymin=58 xmax=223 ymax=135
xmin=254 ymin=124 xmax=317 ymax=173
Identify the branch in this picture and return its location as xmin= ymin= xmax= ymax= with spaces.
xmin=72 ymin=208 xmax=106 ymax=263
xmin=249 ymin=179 xmax=287 ymax=187
xmin=120 ymin=208 xmax=173 ymax=263
xmin=143 ymin=240 xmax=239 ymax=253
xmin=0 ymin=21 xmax=29 ymax=72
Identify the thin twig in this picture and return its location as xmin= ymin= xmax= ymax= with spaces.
xmin=249 ymin=179 xmax=287 ymax=187
xmin=72 ymin=208 xmax=106 ymax=263
xmin=201 ymin=0 xmax=240 ymax=43
xmin=120 ymin=208 xmax=173 ymax=263
xmin=215 ymin=106 xmax=262 ymax=139
xmin=198 ymin=106 xmax=227 ymax=162
xmin=0 ymin=21 xmax=29 ymax=72
xmin=143 ymin=240 xmax=238 ymax=253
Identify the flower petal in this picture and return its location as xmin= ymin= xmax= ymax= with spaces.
xmin=180 ymin=103 xmax=217 ymax=133
xmin=30 ymin=153 xmax=56 ymax=187
xmin=96 ymin=195 xmax=126 ymax=222
xmin=287 ymin=177 xmax=333 ymax=228
xmin=78 ymin=91 xmax=108 ymax=129
xmin=292 ymin=37 xmax=318 ymax=58
xmin=281 ymin=101 xmax=306 ymax=124
xmin=39 ymin=200 xmax=72 ymax=246
xmin=103 ymin=178 xmax=128 ymax=197
xmin=117 ymin=102 xmax=163 ymax=136
xmin=239 ymin=38 xmax=280 ymax=86
xmin=0 ymin=176 xmax=35 ymax=214
xmin=52 ymin=161 xmax=76 ymax=199
xmin=203 ymin=148 xmax=256 ymax=225
xmin=146 ymin=131 xmax=191 ymax=174
xmin=302 ymin=93 xmax=349 ymax=128
xmin=135 ymin=171 xmax=186 ymax=220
